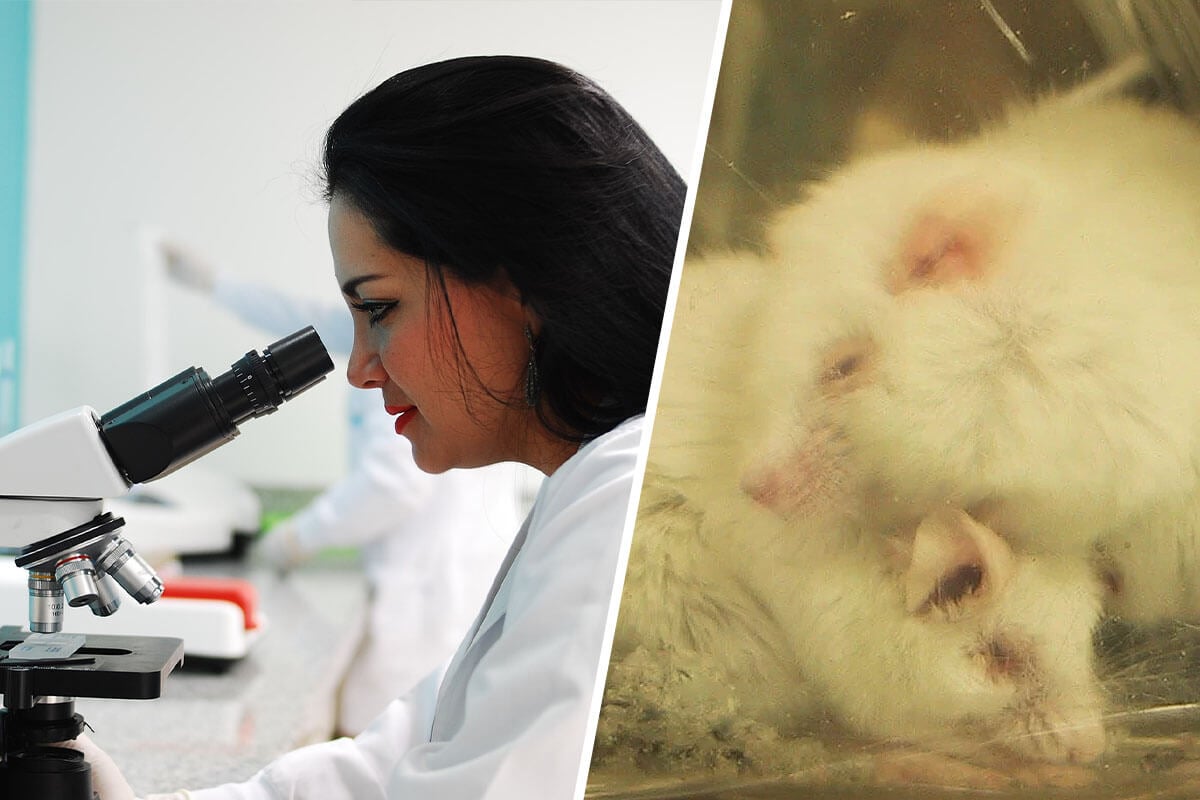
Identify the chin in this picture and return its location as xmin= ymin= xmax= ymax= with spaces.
xmin=409 ymin=441 xmax=478 ymax=474
xmin=409 ymin=449 xmax=453 ymax=475
xmin=408 ymin=428 xmax=500 ymax=473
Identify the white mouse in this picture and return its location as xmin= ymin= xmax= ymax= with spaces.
xmin=617 ymin=252 xmax=1108 ymax=764
xmin=742 ymin=96 xmax=1200 ymax=623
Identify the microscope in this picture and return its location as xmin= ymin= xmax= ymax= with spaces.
xmin=0 ymin=326 xmax=334 ymax=799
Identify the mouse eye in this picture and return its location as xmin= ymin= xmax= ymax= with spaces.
xmin=1091 ymin=551 xmax=1124 ymax=598
xmin=819 ymin=336 xmax=875 ymax=391
xmin=826 ymin=354 xmax=862 ymax=381
xmin=977 ymin=633 xmax=1035 ymax=683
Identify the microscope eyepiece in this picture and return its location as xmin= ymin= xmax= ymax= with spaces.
xmin=97 ymin=326 xmax=334 ymax=484
xmin=210 ymin=326 xmax=335 ymax=425
xmin=262 ymin=327 xmax=334 ymax=400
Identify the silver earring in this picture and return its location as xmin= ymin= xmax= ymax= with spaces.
xmin=524 ymin=326 xmax=540 ymax=408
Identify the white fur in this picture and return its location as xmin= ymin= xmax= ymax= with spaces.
xmin=750 ymin=97 xmax=1200 ymax=622
xmin=620 ymin=251 xmax=1107 ymax=762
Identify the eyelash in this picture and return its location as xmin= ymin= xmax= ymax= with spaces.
xmin=350 ymin=300 xmax=397 ymax=326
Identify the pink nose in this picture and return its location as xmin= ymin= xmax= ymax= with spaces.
xmin=740 ymin=460 xmax=788 ymax=510
xmin=740 ymin=437 xmax=847 ymax=520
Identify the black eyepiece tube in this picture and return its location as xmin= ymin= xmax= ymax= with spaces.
xmin=264 ymin=327 xmax=333 ymax=400
xmin=209 ymin=327 xmax=335 ymax=426
xmin=98 ymin=326 xmax=334 ymax=484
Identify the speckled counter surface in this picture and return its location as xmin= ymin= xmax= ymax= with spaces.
xmin=76 ymin=562 xmax=368 ymax=794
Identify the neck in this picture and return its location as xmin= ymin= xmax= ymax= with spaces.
xmin=523 ymin=432 xmax=581 ymax=476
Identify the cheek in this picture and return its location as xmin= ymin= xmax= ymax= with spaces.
xmin=445 ymin=289 xmax=527 ymax=392
xmin=374 ymin=322 xmax=436 ymax=387
xmin=835 ymin=377 xmax=927 ymax=480
xmin=465 ymin=327 xmax=525 ymax=383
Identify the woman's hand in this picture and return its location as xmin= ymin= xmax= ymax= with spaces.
xmin=251 ymin=517 xmax=309 ymax=572
xmin=158 ymin=237 xmax=216 ymax=293
xmin=59 ymin=734 xmax=138 ymax=800
xmin=56 ymin=735 xmax=194 ymax=799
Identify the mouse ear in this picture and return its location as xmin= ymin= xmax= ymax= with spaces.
xmin=884 ymin=184 xmax=1019 ymax=295
xmin=903 ymin=507 xmax=1015 ymax=619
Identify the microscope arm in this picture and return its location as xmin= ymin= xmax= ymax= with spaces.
xmin=0 ymin=326 xmax=334 ymax=631
xmin=0 ymin=406 xmax=129 ymax=553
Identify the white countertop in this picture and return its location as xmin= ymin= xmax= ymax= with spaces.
xmin=74 ymin=561 xmax=368 ymax=794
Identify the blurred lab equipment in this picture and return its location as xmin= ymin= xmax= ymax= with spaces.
xmin=0 ymin=327 xmax=332 ymax=799
xmin=158 ymin=235 xmax=535 ymax=735
xmin=111 ymin=469 xmax=262 ymax=558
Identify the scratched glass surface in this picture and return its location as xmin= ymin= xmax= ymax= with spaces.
xmin=589 ymin=2 xmax=1200 ymax=798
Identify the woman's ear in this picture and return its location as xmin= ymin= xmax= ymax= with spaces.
xmin=488 ymin=269 xmax=534 ymax=329
xmin=523 ymin=308 xmax=543 ymax=338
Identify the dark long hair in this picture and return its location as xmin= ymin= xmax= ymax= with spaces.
xmin=322 ymin=55 xmax=686 ymax=443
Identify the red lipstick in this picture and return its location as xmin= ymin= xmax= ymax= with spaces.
xmin=385 ymin=405 xmax=417 ymax=435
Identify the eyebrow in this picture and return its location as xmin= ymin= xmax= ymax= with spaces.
xmin=340 ymin=274 xmax=386 ymax=298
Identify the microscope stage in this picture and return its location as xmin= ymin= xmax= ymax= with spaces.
xmin=0 ymin=626 xmax=184 ymax=706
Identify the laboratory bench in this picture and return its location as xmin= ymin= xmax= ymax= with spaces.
xmin=75 ymin=560 xmax=368 ymax=794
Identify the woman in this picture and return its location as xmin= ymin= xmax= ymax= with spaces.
xmin=81 ymin=54 xmax=686 ymax=799
xmin=156 ymin=236 xmax=534 ymax=736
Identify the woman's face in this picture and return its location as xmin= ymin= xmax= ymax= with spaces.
xmin=329 ymin=195 xmax=549 ymax=473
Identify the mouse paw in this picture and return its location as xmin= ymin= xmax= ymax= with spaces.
xmin=1003 ymin=704 xmax=1106 ymax=764
xmin=873 ymin=748 xmax=1010 ymax=790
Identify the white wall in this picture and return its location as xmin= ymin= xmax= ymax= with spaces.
xmin=21 ymin=0 xmax=724 ymax=486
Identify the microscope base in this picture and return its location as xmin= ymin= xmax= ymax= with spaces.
xmin=0 ymin=744 xmax=93 ymax=800
xmin=0 ymin=628 xmax=184 ymax=799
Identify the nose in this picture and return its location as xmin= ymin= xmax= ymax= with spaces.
xmin=346 ymin=338 xmax=386 ymax=389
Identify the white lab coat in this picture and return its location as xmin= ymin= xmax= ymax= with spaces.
xmin=183 ymin=416 xmax=643 ymax=800
xmin=210 ymin=275 xmax=536 ymax=734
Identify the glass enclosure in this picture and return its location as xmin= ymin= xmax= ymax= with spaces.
xmin=591 ymin=2 xmax=1200 ymax=798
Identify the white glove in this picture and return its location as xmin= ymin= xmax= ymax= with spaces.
xmin=159 ymin=238 xmax=216 ymax=293
xmin=59 ymin=734 xmax=193 ymax=800
xmin=58 ymin=734 xmax=137 ymax=800
xmin=250 ymin=517 xmax=310 ymax=572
